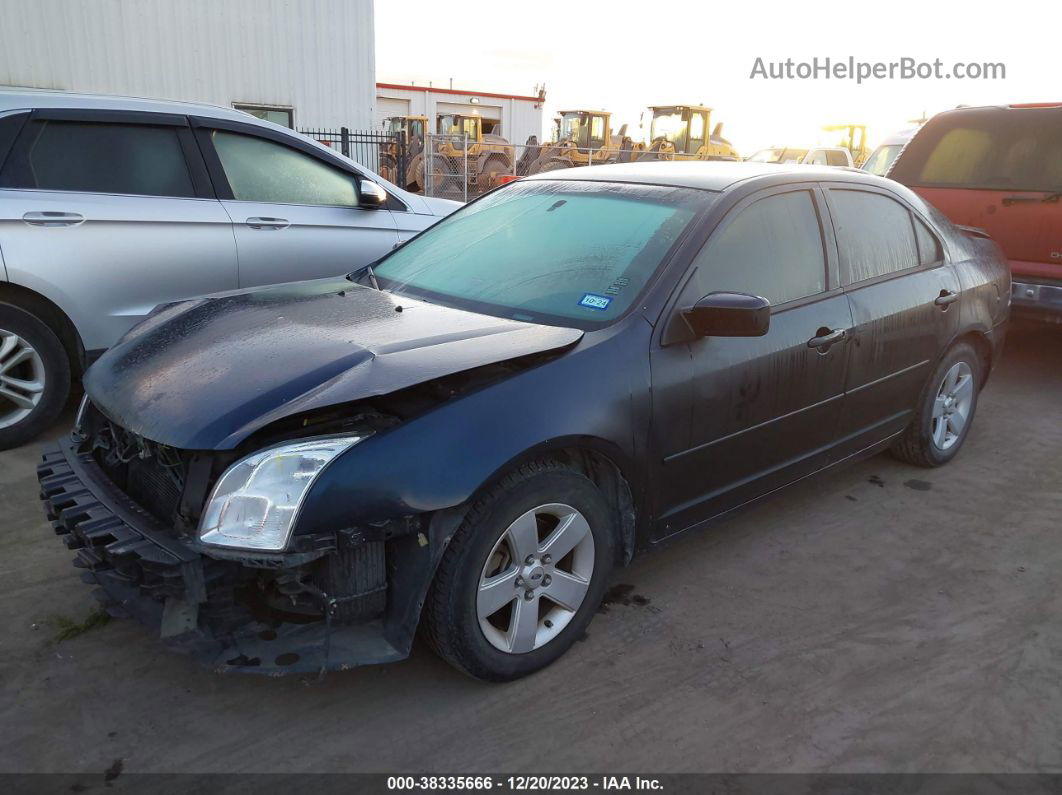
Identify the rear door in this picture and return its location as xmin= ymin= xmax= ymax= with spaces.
xmin=0 ymin=109 xmax=237 ymax=351
xmin=889 ymin=105 xmax=1062 ymax=283
xmin=651 ymin=185 xmax=853 ymax=538
xmin=824 ymin=184 xmax=960 ymax=457
xmin=194 ymin=119 xmax=400 ymax=289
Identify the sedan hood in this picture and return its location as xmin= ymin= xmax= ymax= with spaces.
xmin=84 ymin=279 xmax=583 ymax=450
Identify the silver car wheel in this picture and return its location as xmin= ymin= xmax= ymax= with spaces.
xmin=477 ymin=503 xmax=596 ymax=654
xmin=931 ymin=361 xmax=974 ymax=451
xmin=0 ymin=329 xmax=46 ymax=430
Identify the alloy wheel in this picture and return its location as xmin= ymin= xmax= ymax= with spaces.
xmin=477 ymin=503 xmax=596 ymax=654
xmin=931 ymin=360 xmax=974 ymax=451
xmin=0 ymin=329 xmax=46 ymax=430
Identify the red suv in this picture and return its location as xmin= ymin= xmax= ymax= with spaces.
xmin=889 ymin=104 xmax=1062 ymax=322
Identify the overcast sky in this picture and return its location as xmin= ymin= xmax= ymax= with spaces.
xmin=376 ymin=0 xmax=1058 ymax=152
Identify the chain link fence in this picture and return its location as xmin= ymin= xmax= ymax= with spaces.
xmin=298 ymin=126 xmax=723 ymax=204
xmin=404 ymin=133 xmax=656 ymax=202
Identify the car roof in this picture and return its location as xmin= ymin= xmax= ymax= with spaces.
xmin=0 ymin=87 xmax=253 ymax=123
xmin=526 ymin=160 xmax=893 ymax=192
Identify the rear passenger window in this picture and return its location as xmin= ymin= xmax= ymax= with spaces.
xmin=830 ymin=189 xmax=919 ymax=284
xmin=691 ymin=190 xmax=826 ymax=305
xmin=889 ymin=108 xmax=1062 ymax=192
xmin=913 ymin=216 xmax=944 ymax=265
xmin=6 ymin=121 xmax=195 ymax=197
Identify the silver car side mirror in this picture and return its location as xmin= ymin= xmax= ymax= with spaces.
xmin=359 ymin=179 xmax=388 ymax=209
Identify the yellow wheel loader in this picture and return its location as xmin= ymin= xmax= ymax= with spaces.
xmin=521 ymin=110 xmax=636 ymax=174
xmin=431 ymin=113 xmax=515 ymax=193
xmin=379 ymin=115 xmax=427 ymax=191
xmin=635 ymin=105 xmax=740 ymax=161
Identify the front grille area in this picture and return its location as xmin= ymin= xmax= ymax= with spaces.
xmin=88 ymin=414 xmax=189 ymax=526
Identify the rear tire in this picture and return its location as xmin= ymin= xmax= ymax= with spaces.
xmin=424 ymin=460 xmax=615 ymax=681
xmin=539 ymin=158 xmax=572 ymax=172
xmin=479 ymin=155 xmax=511 ymax=190
xmin=890 ymin=342 xmax=981 ymax=467
xmin=0 ymin=303 xmax=71 ymax=450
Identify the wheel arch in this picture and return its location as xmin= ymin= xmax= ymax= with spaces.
xmin=388 ymin=436 xmax=643 ymax=657
xmin=469 ymin=437 xmax=641 ymax=568
xmin=949 ymin=328 xmax=994 ymax=387
xmin=0 ymin=282 xmax=85 ymax=376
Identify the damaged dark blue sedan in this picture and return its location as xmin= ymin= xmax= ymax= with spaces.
xmin=39 ymin=162 xmax=1009 ymax=680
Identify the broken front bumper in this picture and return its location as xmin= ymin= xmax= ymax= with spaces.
xmin=38 ymin=436 xmax=406 ymax=675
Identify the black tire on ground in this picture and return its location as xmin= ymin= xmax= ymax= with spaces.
xmin=0 ymin=302 xmax=72 ymax=451
xmin=479 ymin=155 xmax=511 ymax=189
xmin=539 ymin=158 xmax=572 ymax=172
xmin=890 ymin=341 xmax=982 ymax=468
xmin=424 ymin=460 xmax=616 ymax=681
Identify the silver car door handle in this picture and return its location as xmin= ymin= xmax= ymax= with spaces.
xmin=934 ymin=290 xmax=959 ymax=307
xmin=245 ymin=217 xmax=290 ymax=230
xmin=22 ymin=211 xmax=84 ymax=227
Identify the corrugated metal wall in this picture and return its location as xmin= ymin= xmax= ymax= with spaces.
xmin=0 ymin=0 xmax=375 ymax=130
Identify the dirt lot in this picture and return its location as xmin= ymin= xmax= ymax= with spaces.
xmin=2 ymin=320 xmax=1061 ymax=775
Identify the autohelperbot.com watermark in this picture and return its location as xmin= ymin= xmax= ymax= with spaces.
xmin=750 ymin=56 xmax=1006 ymax=83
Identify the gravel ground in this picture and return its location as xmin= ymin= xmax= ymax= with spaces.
xmin=1 ymin=320 xmax=1060 ymax=775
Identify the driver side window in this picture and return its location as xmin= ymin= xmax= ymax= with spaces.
xmin=211 ymin=130 xmax=359 ymax=207
xmin=689 ymin=190 xmax=828 ymax=306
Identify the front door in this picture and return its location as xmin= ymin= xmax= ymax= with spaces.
xmin=199 ymin=124 xmax=400 ymax=288
xmin=651 ymin=186 xmax=852 ymax=539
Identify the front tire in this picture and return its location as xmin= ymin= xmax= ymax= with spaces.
xmin=424 ymin=461 xmax=616 ymax=681
xmin=891 ymin=342 xmax=981 ymax=467
xmin=0 ymin=303 xmax=71 ymax=450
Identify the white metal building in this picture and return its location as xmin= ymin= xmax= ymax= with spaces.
xmin=0 ymin=0 xmax=376 ymax=130
xmin=375 ymin=83 xmax=546 ymax=145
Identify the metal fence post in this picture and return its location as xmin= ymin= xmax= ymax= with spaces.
xmin=463 ymin=134 xmax=468 ymax=203
xmin=426 ymin=136 xmax=433 ymax=198
xmin=339 ymin=127 xmax=350 ymax=158
xmin=397 ymin=131 xmax=407 ymax=188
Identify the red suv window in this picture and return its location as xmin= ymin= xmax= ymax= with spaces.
xmin=891 ymin=107 xmax=1062 ymax=192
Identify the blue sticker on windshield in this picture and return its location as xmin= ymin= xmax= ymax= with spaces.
xmin=578 ymin=293 xmax=612 ymax=311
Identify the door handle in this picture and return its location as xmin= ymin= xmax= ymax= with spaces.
xmin=934 ymin=290 xmax=959 ymax=307
xmin=22 ymin=211 xmax=84 ymax=227
xmin=245 ymin=217 xmax=290 ymax=230
xmin=807 ymin=327 xmax=847 ymax=349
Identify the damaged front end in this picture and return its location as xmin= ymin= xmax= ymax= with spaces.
xmin=38 ymin=402 xmax=431 ymax=675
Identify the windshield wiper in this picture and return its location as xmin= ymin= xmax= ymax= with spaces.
xmin=347 ymin=263 xmax=381 ymax=290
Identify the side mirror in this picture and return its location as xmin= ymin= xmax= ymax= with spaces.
xmin=358 ymin=179 xmax=388 ymax=209
xmin=683 ymin=292 xmax=770 ymax=338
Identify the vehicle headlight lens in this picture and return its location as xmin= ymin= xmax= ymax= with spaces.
xmin=198 ymin=435 xmax=366 ymax=552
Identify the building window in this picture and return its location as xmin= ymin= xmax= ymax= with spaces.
xmin=233 ymin=104 xmax=294 ymax=129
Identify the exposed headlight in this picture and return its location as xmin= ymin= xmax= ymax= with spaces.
xmin=198 ymin=435 xmax=366 ymax=552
